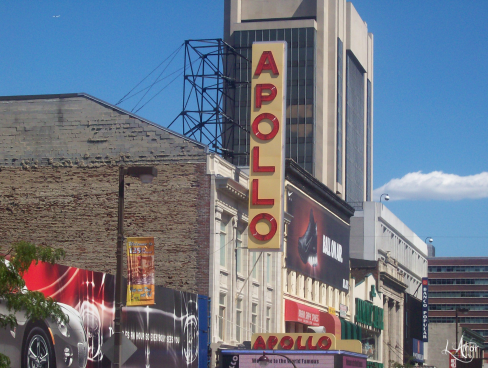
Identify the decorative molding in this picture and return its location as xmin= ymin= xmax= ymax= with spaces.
xmin=285 ymin=159 xmax=355 ymax=222
xmin=215 ymin=200 xmax=238 ymax=217
xmin=215 ymin=177 xmax=248 ymax=202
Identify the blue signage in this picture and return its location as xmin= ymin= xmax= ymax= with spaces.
xmin=412 ymin=338 xmax=424 ymax=362
xmin=422 ymin=277 xmax=428 ymax=341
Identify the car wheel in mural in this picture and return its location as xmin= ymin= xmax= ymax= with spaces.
xmin=0 ymin=293 xmax=88 ymax=368
xmin=23 ymin=325 xmax=55 ymax=368
xmin=182 ymin=297 xmax=199 ymax=365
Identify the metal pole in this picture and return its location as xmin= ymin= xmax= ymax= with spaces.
xmin=114 ymin=167 xmax=126 ymax=367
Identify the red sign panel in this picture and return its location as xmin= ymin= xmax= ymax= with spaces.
xmin=284 ymin=299 xmax=320 ymax=326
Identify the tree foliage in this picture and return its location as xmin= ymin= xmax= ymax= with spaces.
xmin=390 ymin=355 xmax=416 ymax=368
xmin=0 ymin=241 xmax=66 ymax=368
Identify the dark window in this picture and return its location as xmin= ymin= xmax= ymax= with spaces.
xmin=429 ymin=291 xmax=488 ymax=298
xmin=429 ymin=304 xmax=488 ymax=311
xmin=428 ymin=278 xmax=488 ymax=285
xmin=336 ymin=38 xmax=343 ymax=185
xmin=345 ymin=52 xmax=365 ymax=203
xmin=366 ymin=79 xmax=372 ymax=201
xmin=428 ymin=265 xmax=488 ymax=272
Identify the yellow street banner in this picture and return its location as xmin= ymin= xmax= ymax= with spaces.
xmin=127 ymin=237 xmax=155 ymax=306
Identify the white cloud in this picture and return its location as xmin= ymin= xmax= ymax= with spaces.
xmin=373 ymin=171 xmax=488 ymax=201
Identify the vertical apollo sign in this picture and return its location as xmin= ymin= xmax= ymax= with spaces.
xmin=248 ymin=41 xmax=287 ymax=251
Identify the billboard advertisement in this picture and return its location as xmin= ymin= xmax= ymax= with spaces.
xmin=286 ymin=188 xmax=350 ymax=292
xmin=1 ymin=261 xmax=200 ymax=368
xmin=127 ymin=237 xmax=155 ymax=306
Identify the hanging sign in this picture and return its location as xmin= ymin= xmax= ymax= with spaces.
xmin=248 ymin=41 xmax=287 ymax=251
xmin=422 ymin=277 xmax=428 ymax=341
xmin=127 ymin=237 xmax=155 ymax=306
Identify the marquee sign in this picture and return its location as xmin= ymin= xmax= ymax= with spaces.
xmin=247 ymin=41 xmax=287 ymax=251
xmin=252 ymin=333 xmax=335 ymax=351
xmin=251 ymin=333 xmax=362 ymax=354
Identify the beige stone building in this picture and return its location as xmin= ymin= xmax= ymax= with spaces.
xmin=351 ymin=256 xmax=407 ymax=367
xmin=350 ymin=202 xmax=429 ymax=367
xmin=207 ymin=154 xmax=357 ymax=366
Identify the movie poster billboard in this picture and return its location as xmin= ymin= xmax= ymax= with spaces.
xmin=286 ymin=188 xmax=350 ymax=292
xmin=127 ymin=237 xmax=155 ymax=306
xmin=4 ymin=261 xmax=201 ymax=368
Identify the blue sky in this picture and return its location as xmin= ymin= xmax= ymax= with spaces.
xmin=1 ymin=1 xmax=487 ymax=257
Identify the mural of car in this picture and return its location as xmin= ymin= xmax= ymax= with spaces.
xmin=0 ymin=300 xmax=88 ymax=368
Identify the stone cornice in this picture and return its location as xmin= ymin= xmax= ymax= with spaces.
xmin=215 ymin=177 xmax=248 ymax=203
xmin=285 ymin=159 xmax=355 ymax=223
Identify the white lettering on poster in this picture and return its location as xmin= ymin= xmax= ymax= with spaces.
xmin=322 ymin=236 xmax=343 ymax=263
xmin=442 ymin=335 xmax=479 ymax=364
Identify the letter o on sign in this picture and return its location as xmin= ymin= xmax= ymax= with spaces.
xmin=280 ymin=336 xmax=294 ymax=350
xmin=317 ymin=336 xmax=332 ymax=350
xmin=252 ymin=113 xmax=280 ymax=141
xmin=249 ymin=213 xmax=277 ymax=241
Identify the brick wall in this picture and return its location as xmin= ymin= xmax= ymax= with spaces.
xmin=0 ymin=94 xmax=210 ymax=295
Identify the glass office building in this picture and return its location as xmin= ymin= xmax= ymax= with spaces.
xmin=230 ymin=28 xmax=315 ymax=174
xmin=224 ymin=0 xmax=374 ymax=203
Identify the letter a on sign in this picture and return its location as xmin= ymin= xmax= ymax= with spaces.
xmin=248 ymin=41 xmax=287 ymax=252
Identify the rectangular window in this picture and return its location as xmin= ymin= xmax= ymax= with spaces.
xmin=220 ymin=220 xmax=227 ymax=267
xmin=218 ymin=294 xmax=226 ymax=340
xmin=345 ymin=52 xmax=365 ymax=203
xmin=266 ymin=306 xmax=271 ymax=332
xmin=236 ymin=299 xmax=242 ymax=341
xmin=366 ymin=79 xmax=372 ymax=201
xmin=336 ymin=38 xmax=344 ymax=184
xmin=236 ymin=229 xmax=242 ymax=274
xmin=266 ymin=253 xmax=271 ymax=284
xmin=251 ymin=302 xmax=258 ymax=334
xmin=252 ymin=252 xmax=259 ymax=279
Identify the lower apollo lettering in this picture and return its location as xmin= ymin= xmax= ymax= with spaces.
xmin=253 ymin=335 xmax=332 ymax=350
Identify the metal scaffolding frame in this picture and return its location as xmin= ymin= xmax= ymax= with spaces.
xmin=168 ymin=39 xmax=249 ymax=158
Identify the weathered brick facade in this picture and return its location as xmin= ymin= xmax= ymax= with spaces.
xmin=0 ymin=94 xmax=210 ymax=295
